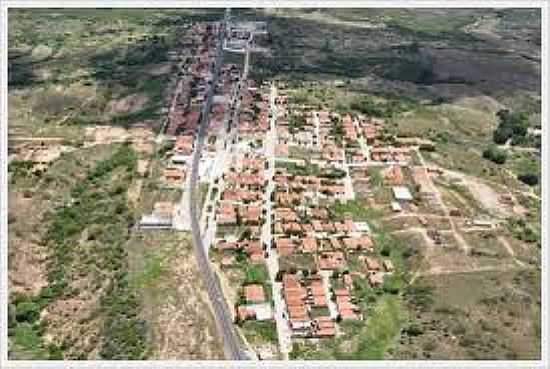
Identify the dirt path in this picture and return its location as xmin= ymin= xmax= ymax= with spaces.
xmin=415 ymin=264 xmax=524 ymax=278
xmin=497 ymin=236 xmax=528 ymax=268
xmin=497 ymin=236 xmax=515 ymax=257
xmin=416 ymin=149 xmax=471 ymax=255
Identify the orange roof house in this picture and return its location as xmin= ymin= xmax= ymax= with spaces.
xmin=312 ymin=316 xmax=336 ymax=337
xmin=276 ymin=238 xmax=295 ymax=256
xmin=301 ymin=237 xmax=318 ymax=253
xmin=308 ymin=280 xmax=327 ymax=307
xmin=244 ymin=284 xmax=266 ymax=304
xmin=317 ymin=251 xmax=346 ymax=270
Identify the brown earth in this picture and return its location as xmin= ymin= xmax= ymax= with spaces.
xmin=106 ymin=93 xmax=149 ymax=116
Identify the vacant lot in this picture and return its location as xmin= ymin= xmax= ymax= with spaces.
xmin=127 ymin=231 xmax=224 ymax=359
xmin=392 ymin=269 xmax=540 ymax=360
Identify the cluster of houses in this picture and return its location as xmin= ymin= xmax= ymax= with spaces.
xmin=211 ymin=83 xmax=409 ymax=343
xmin=160 ymin=20 xmax=243 ymax=188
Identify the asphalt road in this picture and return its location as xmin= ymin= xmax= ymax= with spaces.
xmin=187 ymin=9 xmax=249 ymax=361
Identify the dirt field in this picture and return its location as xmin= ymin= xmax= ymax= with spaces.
xmin=127 ymin=231 xmax=224 ymax=360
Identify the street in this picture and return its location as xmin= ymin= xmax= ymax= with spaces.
xmin=186 ymin=8 xmax=249 ymax=361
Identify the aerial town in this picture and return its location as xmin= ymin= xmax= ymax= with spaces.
xmin=7 ymin=7 xmax=542 ymax=362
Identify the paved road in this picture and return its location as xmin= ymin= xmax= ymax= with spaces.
xmin=187 ymin=9 xmax=249 ymax=361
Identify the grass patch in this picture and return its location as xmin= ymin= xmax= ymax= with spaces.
xmin=328 ymin=198 xmax=382 ymax=222
xmin=241 ymin=320 xmax=278 ymax=345
xmin=243 ymin=263 xmax=270 ymax=285
xmin=129 ymin=250 xmax=165 ymax=290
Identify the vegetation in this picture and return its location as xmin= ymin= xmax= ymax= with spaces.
xmin=482 ymin=145 xmax=507 ymax=164
xmin=492 ymin=109 xmax=529 ymax=145
xmin=506 ymin=217 xmax=540 ymax=245
xmin=328 ymin=198 xmax=382 ymax=222
xmin=277 ymin=161 xmax=320 ymax=177
xmin=517 ymin=173 xmax=539 ymax=187
xmin=244 ymin=264 xmax=269 ymax=285
xmin=9 ymin=143 xmax=146 ymax=360
xmin=241 ymin=321 xmax=278 ymax=344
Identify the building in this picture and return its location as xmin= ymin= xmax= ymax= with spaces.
xmin=139 ymin=202 xmax=174 ymax=229
xmin=244 ymin=284 xmax=266 ymax=304
xmin=392 ymin=186 xmax=413 ymax=202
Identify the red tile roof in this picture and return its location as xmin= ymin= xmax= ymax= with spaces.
xmin=244 ymin=284 xmax=265 ymax=303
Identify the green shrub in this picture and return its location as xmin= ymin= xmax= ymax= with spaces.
xmin=482 ymin=145 xmax=507 ymax=164
xmin=382 ymin=275 xmax=404 ymax=294
xmin=15 ymin=301 xmax=41 ymax=323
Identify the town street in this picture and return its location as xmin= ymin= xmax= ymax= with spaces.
xmin=263 ymin=83 xmax=293 ymax=359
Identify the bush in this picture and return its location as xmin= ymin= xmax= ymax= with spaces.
xmin=382 ymin=275 xmax=403 ymax=294
xmin=482 ymin=145 xmax=507 ymax=164
xmin=517 ymin=173 xmax=538 ymax=186
xmin=244 ymin=264 xmax=269 ymax=285
xmin=403 ymin=322 xmax=424 ymax=336
xmin=404 ymin=283 xmax=434 ymax=311
xmin=15 ymin=301 xmax=41 ymax=323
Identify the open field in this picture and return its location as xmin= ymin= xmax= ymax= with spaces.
xmin=392 ymin=269 xmax=541 ymax=360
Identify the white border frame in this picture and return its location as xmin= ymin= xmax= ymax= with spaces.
xmin=1 ymin=1 xmax=547 ymax=368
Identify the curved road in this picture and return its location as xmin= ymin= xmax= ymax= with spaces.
xmin=188 ymin=9 xmax=249 ymax=360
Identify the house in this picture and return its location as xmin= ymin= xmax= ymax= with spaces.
xmin=307 ymin=279 xmax=327 ymax=307
xmin=244 ymin=240 xmax=264 ymax=262
xmin=217 ymin=202 xmax=238 ymax=225
xmin=368 ymin=272 xmax=384 ymax=287
xmin=342 ymin=236 xmax=373 ymax=252
xmin=317 ymin=251 xmax=346 ymax=270
xmin=174 ymin=135 xmax=194 ymax=155
xmin=221 ymin=255 xmax=235 ymax=268
xmin=300 ymin=237 xmax=318 ymax=253
xmin=365 ymin=257 xmax=380 ymax=271
xmin=383 ymin=165 xmax=404 ymax=185
xmin=391 ymin=201 xmax=402 ymax=212
xmin=163 ymin=167 xmax=184 ymax=184
xmin=276 ymin=143 xmax=289 ymax=157
xmin=311 ymin=317 xmax=336 ymax=337
xmin=244 ymin=284 xmax=265 ymax=304
xmin=334 ymin=288 xmax=361 ymax=320
xmin=275 ymin=238 xmax=295 ymax=256
xmin=139 ymin=202 xmax=174 ymax=229
xmin=392 ymin=186 xmax=413 ymax=202
xmin=171 ymin=154 xmax=189 ymax=165
xmin=237 ymin=306 xmax=256 ymax=322
xmin=240 ymin=205 xmax=263 ymax=225
xmin=282 ymin=274 xmax=311 ymax=332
